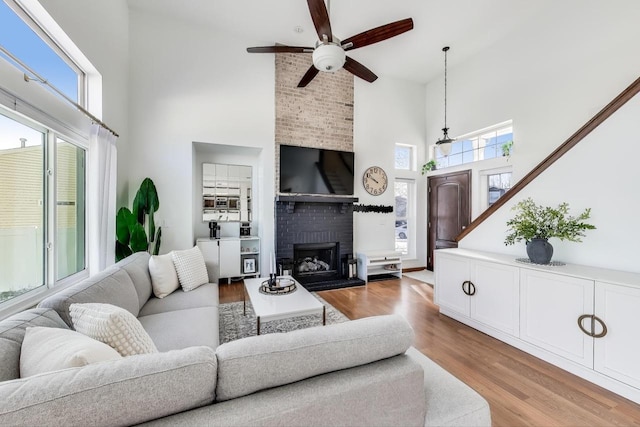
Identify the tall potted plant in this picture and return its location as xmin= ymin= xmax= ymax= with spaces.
xmin=116 ymin=178 xmax=162 ymax=261
xmin=504 ymin=198 xmax=595 ymax=264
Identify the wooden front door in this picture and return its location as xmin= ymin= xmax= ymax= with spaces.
xmin=427 ymin=170 xmax=471 ymax=270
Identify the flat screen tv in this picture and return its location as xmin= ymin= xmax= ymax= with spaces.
xmin=279 ymin=145 xmax=354 ymax=195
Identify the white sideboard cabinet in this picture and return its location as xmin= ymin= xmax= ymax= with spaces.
xmin=520 ymin=269 xmax=594 ymax=367
xmin=436 ymin=252 xmax=519 ymax=337
xmin=196 ymin=236 xmax=260 ymax=284
xmin=218 ymin=239 xmax=241 ymax=280
xmin=594 ymin=281 xmax=640 ymax=389
xmin=435 ymin=248 xmax=640 ymax=404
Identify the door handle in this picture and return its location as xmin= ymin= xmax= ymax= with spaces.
xmin=461 ymin=280 xmax=470 ymax=295
xmin=577 ymin=314 xmax=593 ymax=337
xmin=592 ymin=315 xmax=608 ymax=338
xmin=461 ymin=280 xmax=476 ymax=296
xmin=577 ymin=314 xmax=608 ymax=338
xmin=468 ymin=281 xmax=476 ymax=296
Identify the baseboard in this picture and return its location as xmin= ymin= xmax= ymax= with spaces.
xmin=402 ymin=267 xmax=427 ymax=273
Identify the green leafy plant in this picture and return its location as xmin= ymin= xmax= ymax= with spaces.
xmin=421 ymin=160 xmax=437 ymax=175
xmin=501 ymin=140 xmax=513 ymax=157
xmin=116 ymin=178 xmax=162 ymax=261
xmin=504 ymin=198 xmax=595 ymax=245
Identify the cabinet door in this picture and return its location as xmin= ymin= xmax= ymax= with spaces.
xmin=594 ymin=281 xmax=640 ymax=388
xmin=520 ymin=269 xmax=594 ymax=367
xmin=196 ymin=240 xmax=219 ymax=284
xmin=435 ymin=253 xmax=470 ymax=316
xmin=219 ymin=239 xmax=241 ymax=278
xmin=471 ymin=261 xmax=520 ymax=336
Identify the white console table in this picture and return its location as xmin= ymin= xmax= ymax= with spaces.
xmin=356 ymin=250 xmax=402 ymax=283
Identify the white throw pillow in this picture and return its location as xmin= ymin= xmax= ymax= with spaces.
xmin=20 ymin=326 xmax=122 ymax=377
xmin=172 ymin=246 xmax=209 ymax=291
xmin=149 ymin=253 xmax=180 ymax=298
xmin=69 ymin=303 xmax=158 ymax=357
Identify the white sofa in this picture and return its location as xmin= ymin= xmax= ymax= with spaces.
xmin=0 ymin=252 xmax=491 ymax=426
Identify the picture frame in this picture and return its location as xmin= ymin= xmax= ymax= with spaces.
xmin=243 ymin=257 xmax=256 ymax=274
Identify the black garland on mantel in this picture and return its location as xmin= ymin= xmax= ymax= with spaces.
xmin=353 ymin=204 xmax=394 ymax=214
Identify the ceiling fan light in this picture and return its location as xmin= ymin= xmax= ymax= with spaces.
xmin=312 ymin=43 xmax=346 ymax=72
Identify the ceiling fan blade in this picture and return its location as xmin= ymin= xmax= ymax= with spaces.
xmin=297 ymin=65 xmax=320 ymax=87
xmin=247 ymin=46 xmax=313 ymax=53
xmin=307 ymin=0 xmax=333 ymax=42
xmin=342 ymin=18 xmax=413 ymax=51
xmin=343 ymin=57 xmax=378 ymax=83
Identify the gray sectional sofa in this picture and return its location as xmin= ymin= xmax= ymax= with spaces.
xmin=0 ymin=252 xmax=491 ymax=426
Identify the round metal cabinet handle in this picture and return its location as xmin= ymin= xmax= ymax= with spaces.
xmin=461 ymin=280 xmax=470 ymax=295
xmin=577 ymin=314 xmax=595 ymax=337
xmin=577 ymin=314 xmax=608 ymax=338
xmin=592 ymin=315 xmax=608 ymax=338
xmin=468 ymin=281 xmax=476 ymax=296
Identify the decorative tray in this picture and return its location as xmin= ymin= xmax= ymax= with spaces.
xmin=515 ymin=258 xmax=566 ymax=266
xmin=259 ymin=277 xmax=297 ymax=295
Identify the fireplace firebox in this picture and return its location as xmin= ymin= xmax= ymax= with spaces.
xmin=293 ymin=242 xmax=339 ymax=284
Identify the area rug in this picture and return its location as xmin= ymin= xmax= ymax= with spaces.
xmin=403 ymin=269 xmax=434 ymax=285
xmin=219 ymin=294 xmax=349 ymax=344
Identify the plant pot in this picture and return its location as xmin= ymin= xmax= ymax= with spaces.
xmin=526 ymin=238 xmax=553 ymax=264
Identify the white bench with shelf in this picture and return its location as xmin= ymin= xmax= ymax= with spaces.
xmin=356 ymin=250 xmax=402 ymax=283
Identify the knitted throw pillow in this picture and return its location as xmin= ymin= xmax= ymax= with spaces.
xmin=171 ymin=246 xmax=209 ymax=291
xmin=69 ymin=303 xmax=158 ymax=356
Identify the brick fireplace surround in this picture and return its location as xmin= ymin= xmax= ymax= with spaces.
xmin=275 ymin=196 xmax=365 ymax=291
xmin=273 ymin=52 xmax=362 ymax=290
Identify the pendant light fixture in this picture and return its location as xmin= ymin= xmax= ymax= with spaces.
xmin=436 ymin=46 xmax=454 ymax=156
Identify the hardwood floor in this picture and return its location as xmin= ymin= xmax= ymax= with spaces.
xmin=220 ymin=277 xmax=640 ymax=426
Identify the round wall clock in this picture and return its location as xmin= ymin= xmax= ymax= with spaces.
xmin=363 ymin=166 xmax=388 ymax=196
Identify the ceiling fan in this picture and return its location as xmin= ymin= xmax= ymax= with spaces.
xmin=246 ymin=0 xmax=414 ymax=87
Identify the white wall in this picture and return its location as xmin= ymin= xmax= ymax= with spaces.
xmin=461 ymin=95 xmax=640 ymax=272
xmin=43 ymin=2 xmax=639 ymax=273
xmin=425 ymin=3 xmax=640 ymax=272
xmin=128 ymin=10 xmax=275 ymax=269
xmin=128 ymin=11 xmax=429 ymax=270
xmin=354 ymin=76 xmax=427 ymax=268
xmin=38 ymin=0 xmax=130 ymax=208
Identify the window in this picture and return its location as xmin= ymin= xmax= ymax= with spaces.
xmin=488 ymin=172 xmax=512 ymax=207
xmin=394 ymin=144 xmax=415 ymax=171
xmin=56 ymin=138 xmax=85 ymax=280
xmin=0 ymin=113 xmax=45 ymax=302
xmin=0 ymin=0 xmax=94 ymax=314
xmin=0 ymin=109 xmax=86 ymax=305
xmin=435 ymin=122 xmax=513 ymax=169
xmin=0 ymin=0 xmax=84 ymax=104
xmin=394 ymin=179 xmax=415 ymax=257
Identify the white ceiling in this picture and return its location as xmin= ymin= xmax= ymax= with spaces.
xmin=127 ymin=0 xmax=556 ymax=84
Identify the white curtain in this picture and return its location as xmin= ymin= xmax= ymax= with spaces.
xmin=88 ymin=124 xmax=117 ymax=273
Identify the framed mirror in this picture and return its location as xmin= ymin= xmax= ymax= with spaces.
xmin=202 ymin=163 xmax=252 ymax=222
